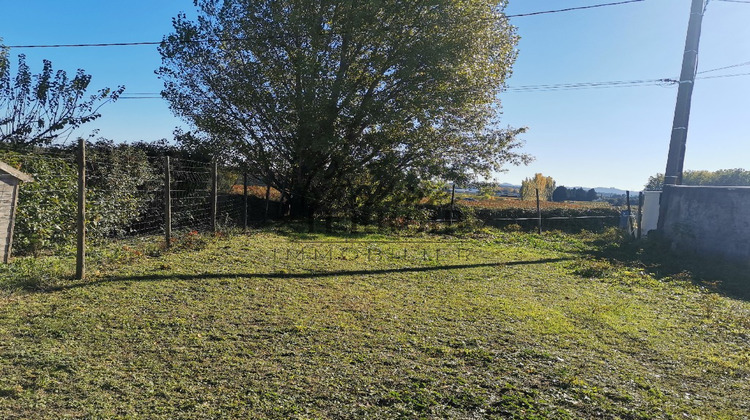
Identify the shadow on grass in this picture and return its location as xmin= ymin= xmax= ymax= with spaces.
xmin=49 ymin=258 xmax=572 ymax=292
xmin=582 ymin=234 xmax=750 ymax=302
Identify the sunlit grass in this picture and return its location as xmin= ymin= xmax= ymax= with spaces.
xmin=0 ymin=229 xmax=747 ymax=418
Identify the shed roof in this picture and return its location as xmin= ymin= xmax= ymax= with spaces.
xmin=0 ymin=160 xmax=34 ymax=183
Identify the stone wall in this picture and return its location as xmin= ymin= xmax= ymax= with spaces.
xmin=660 ymin=185 xmax=750 ymax=262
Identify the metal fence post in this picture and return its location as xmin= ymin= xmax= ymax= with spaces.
xmin=211 ymin=160 xmax=218 ymax=233
xmin=449 ymin=184 xmax=455 ymax=226
xmin=536 ymin=188 xmax=542 ymax=234
xmin=243 ymin=173 xmax=248 ymax=231
xmin=76 ymin=138 xmax=86 ymax=280
xmin=164 ymin=156 xmax=171 ymax=248
xmin=626 ymin=191 xmax=634 ymax=237
xmin=637 ymin=191 xmax=644 ymax=239
xmin=264 ymin=184 xmax=271 ymax=222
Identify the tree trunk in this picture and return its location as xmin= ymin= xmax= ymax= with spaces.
xmin=325 ymin=216 xmax=333 ymax=233
xmin=307 ymin=214 xmax=315 ymax=233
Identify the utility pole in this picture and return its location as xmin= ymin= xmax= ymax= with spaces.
xmin=663 ymin=0 xmax=707 ymax=186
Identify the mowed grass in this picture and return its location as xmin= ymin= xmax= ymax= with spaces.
xmin=0 ymin=229 xmax=748 ymax=419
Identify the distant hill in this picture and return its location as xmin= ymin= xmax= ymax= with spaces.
xmin=566 ymin=186 xmax=629 ymax=196
xmin=499 ymin=183 xmax=521 ymax=189
xmin=592 ymin=187 xmax=628 ymax=196
xmin=454 ymin=183 xmax=630 ymax=196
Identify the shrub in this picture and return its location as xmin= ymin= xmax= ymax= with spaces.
xmin=85 ymin=141 xmax=161 ymax=238
xmin=0 ymin=150 xmax=77 ymax=255
xmin=1 ymin=142 xmax=163 ymax=255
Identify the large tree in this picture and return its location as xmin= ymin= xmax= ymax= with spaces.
xmin=520 ymin=173 xmax=555 ymax=201
xmin=552 ymin=186 xmax=568 ymax=202
xmin=0 ymin=46 xmax=124 ymax=146
xmin=158 ymin=0 xmax=529 ymax=218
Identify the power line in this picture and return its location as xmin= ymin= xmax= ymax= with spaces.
xmin=115 ymin=57 xmax=750 ymax=98
xmin=505 ymin=78 xmax=676 ymax=92
xmin=698 ymin=60 xmax=750 ymax=74
xmin=118 ymin=81 xmax=673 ymax=99
xmin=506 ymin=0 xmax=646 ymax=18
xmin=119 ymin=79 xmax=674 ymax=98
xmin=6 ymin=41 xmax=164 ymax=49
xmin=4 ymin=1 xmax=648 ymax=49
xmin=117 ymin=70 xmax=750 ymax=100
xmin=697 ymin=71 xmax=750 ymax=80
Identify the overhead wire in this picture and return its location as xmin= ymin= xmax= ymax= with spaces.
xmin=117 ymin=60 xmax=750 ymax=100
xmin=4 ymin=0 xmax=648 ymax=49
xmin=697 ymin=60 xmax=750 ymax=74
xmin=506 ymin=0 xmax=645 ymax=18
xmin=7 ymin=0 xmax=744 ymax=99
xmin=118 ymin=70 xmax=750 ymax=99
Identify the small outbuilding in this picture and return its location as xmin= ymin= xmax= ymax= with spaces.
xmin=0 ymin=160 xmax=33 ymax=263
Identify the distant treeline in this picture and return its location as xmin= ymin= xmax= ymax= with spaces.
xmin=552 ymin=186 xmax=598 ymax=202
xmin=646 ymin=169 xmax=750 ymax=190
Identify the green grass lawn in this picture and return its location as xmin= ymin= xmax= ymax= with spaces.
xmin=0 ymin=229 xmax=748 ymax=418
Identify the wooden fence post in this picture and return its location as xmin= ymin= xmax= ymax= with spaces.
xmin=211 ymin=160 xmax=218 ymax=233
xmin=536 ymin=188 xmax=542 ymax=234
xmin=164 ymin=156 xmax=171 ymax=248
xmin=76 ymin=138 xmax=86 ymax=280
xmin=243 ymin=173 xmax=248 ymax=231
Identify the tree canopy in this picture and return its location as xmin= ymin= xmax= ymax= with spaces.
xmin=551 ymin=186 xmax=599 ymax=202
xmin=158 ymin=0 xmax=529 ymax=219
xmin=552 ymin=186 xmax=568 ymax=202
xmin=0 ymin=46 xmax=124 ymax=146
xmin=520 ymin=173 xmax=555 ymax=201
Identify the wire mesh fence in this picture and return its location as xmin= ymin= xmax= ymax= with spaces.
xmin=0 ymin=143 xmax=282 ymax=278
xmin=170 ymin=158 xmax=213 ymax=232
xmin=1 ymin=141 xmax=634 ymax=280
xmin=85 ymin=148 xmax=165 ymax=239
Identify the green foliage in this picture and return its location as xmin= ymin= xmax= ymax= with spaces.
xmin=159 ymin=0 xmax=531 ymax=219
xmin=474 ymin=181 xmax=501 ymax=200
xmin=0 ymin=54 xmax=124 ymax=145
xmin=604 ymin=194 xmax=627 ymax=206
xmin=645 ymin=168 xmax=750 ymax=190
xmin=553 ymin=186 xmax=599 ymax=202
xmin=586 ymin=188 xmax=598 ymax=201
xmin=0 ymin=142 xmax=163 ymax=255
xmin=0 ymin=254 xmax=72 ymax=290
xmin=552 ymin=186 xmax=568 ymax=202
xmin=85 ymin=140 xmax=161 ymax=238
xmin=0 ymin=40 xmax=6 ymax=73
xmin=0 ymin=150 xmax=77 ymax=255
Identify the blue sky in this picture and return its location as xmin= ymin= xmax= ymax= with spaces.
xmin=1 ymin=0 xmax=748 ymax=191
